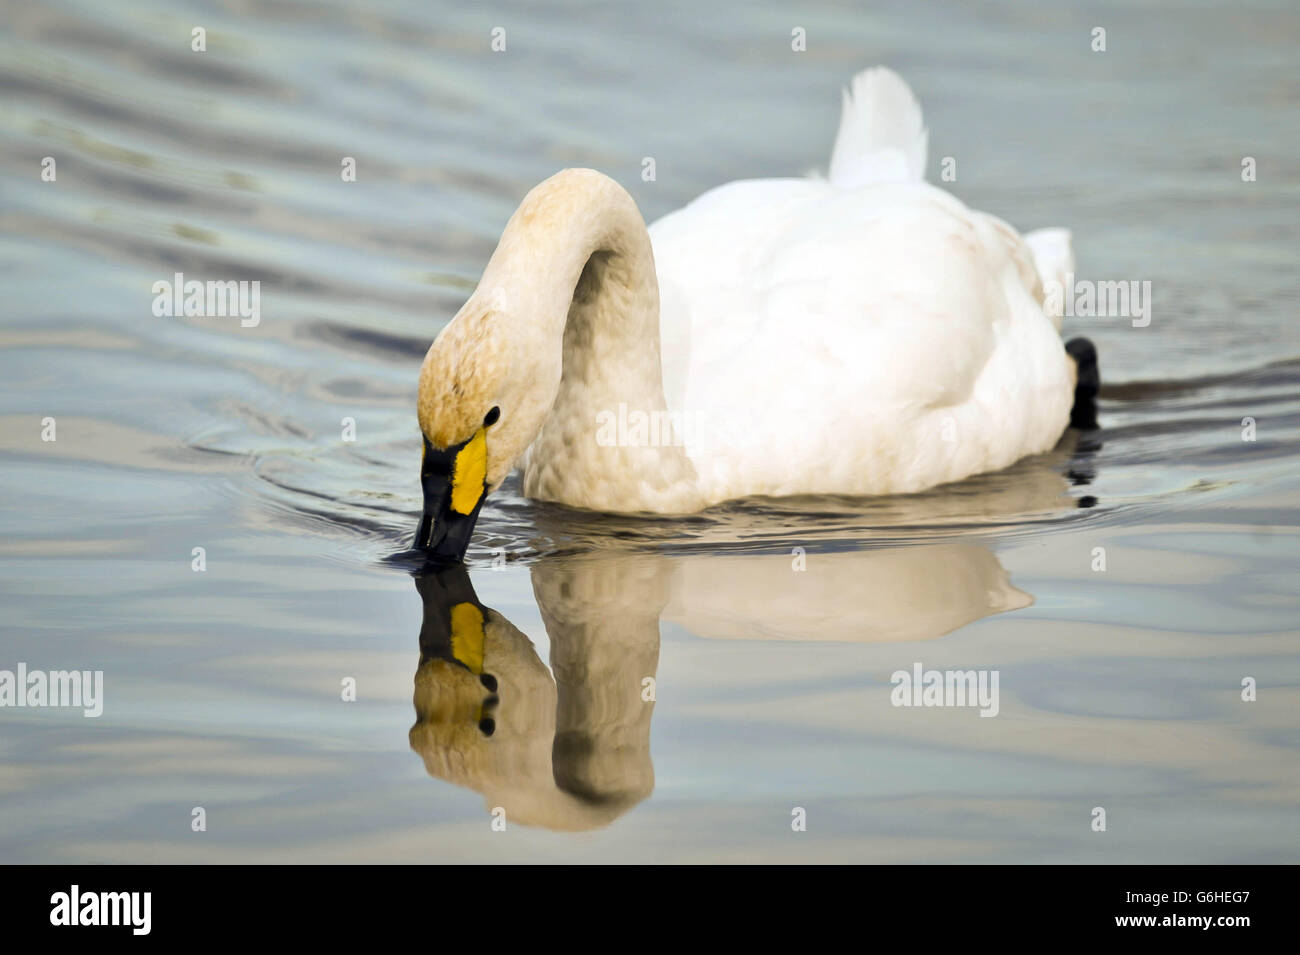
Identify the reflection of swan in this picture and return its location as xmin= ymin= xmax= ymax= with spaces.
xmin=664 ymin=543 xmax=1030 ymax=643
xmin=411 ymin=66 xmax=1098 ymax=560
xmin=408 ymin=560 xmax=661 ymax=831
xmin=408 ymin=534 xmax=1031 ymax=829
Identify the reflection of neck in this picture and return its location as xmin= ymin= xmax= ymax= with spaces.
xmin=408 ymin=557 xmax=665 ymax=831
xmin=532 ymin=555 xmax=669 ymax=802
xmin=484 ymin=170 xmax=700 ymax=512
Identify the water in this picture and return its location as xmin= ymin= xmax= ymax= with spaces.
xmin=1 ymin=0 xmax=1298 ymax=862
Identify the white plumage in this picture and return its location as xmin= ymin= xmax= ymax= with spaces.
xmin=827 ymin=66 xmax=929 ymax=187
xmin=646 ymin=67 xmax=1074 ymax=503
xmin=421 ymin=66 xmax=1078 ymax=516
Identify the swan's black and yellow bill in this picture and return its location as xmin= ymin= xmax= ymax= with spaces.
xmin=414 ymin=428 xmax=487 ymax=561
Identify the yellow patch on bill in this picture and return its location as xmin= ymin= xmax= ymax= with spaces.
xmin=450 ymin=427 xmax=487 ymax=515
xmin=448 ymin=602 xmax=485 ymax=674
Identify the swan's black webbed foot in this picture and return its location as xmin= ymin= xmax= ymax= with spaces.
xmin=1065 ymin=337 xmax=1100 ymax=430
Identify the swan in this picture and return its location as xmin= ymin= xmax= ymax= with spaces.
xmin=414 ymin=66 xmax=1099 ymax=559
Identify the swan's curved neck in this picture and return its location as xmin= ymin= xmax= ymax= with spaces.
xmin=484 ymin=170 xmax=700 ymax=511
xmin=483 ymin=170 xmax=659 ymax=350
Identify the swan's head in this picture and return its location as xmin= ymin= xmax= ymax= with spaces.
xmin=414 ymin=292 xmax=560 ymax=560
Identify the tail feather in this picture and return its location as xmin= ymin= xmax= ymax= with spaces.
xmin=1024 ymin=228 xmax=1075 ymax=332
xmin=827 ymin=67 xmax=928 ymax=188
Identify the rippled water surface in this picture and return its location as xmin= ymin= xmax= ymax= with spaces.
xmin=2 ymin=0 xmax=1299 ymax=862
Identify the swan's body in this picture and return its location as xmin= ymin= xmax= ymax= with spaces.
xmin=415 ymin=68 xmax=1087 ymax=557
xmin=650 ymin=176 xmax=1072 ymax=501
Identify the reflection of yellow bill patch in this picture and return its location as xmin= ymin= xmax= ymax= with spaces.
xmin=448 ymin=602 xmax=485 ymax=674
xmin=450 ymin=427 xmax=487 ymax=515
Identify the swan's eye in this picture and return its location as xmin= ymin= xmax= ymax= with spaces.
xmin=483 ymin=406 xmax=500 ymax=427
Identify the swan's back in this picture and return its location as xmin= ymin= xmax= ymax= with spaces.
xmin=648 ymin=67 xmax=1073 ymax=502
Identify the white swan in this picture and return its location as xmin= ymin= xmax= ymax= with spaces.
xmin=413 ymin=67 xmax=1096 ymax=559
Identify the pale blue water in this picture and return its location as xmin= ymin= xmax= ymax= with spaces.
xmin=1 ymin=0 xmax=1298 ymax=862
